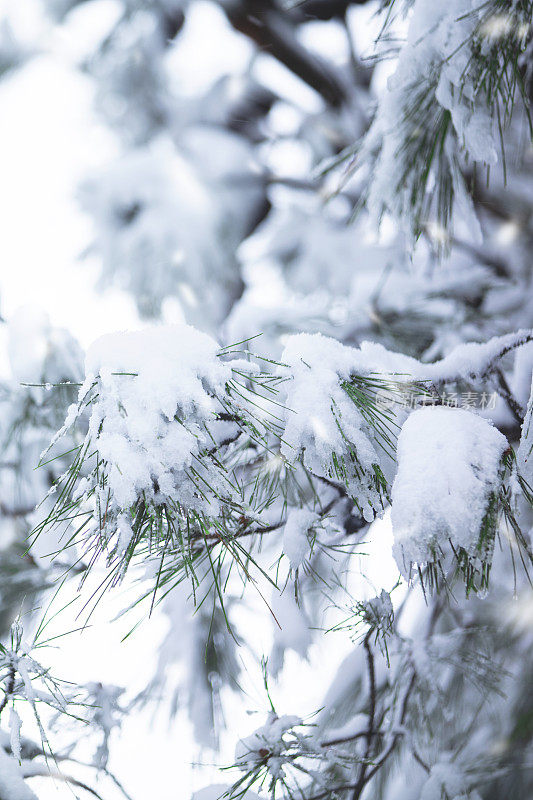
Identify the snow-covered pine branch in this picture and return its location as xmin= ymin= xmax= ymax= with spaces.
xmin=359 ymin=0 xmax=533 ymax=240
xmin=1 ymin=0 xmax=532 ymax=797
xmin=33 ymin=324 xmax=533 ymax=610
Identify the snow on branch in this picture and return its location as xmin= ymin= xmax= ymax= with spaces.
xmin=518 ymin=373 xmax=533 ymax=487
xmin=226 ymin=706 xmax=353 ymax=799
xmin=359 ymin=0 xmax=533 ymax=239
xmin=0 ymin=746 xmax=38 ymax=800
xmin=391 ymin=406 xmax=509 ymax=592
xmin=32 ymin=325 xmax=533 ymax=607
xmin=420 ymin=329 xmax=533 ymax=384
xmin=280 ymin=333 xmax=426 ymax=521
xmin=33 ymin=325 xmax=286 ymax=606
xmin=0 ymin=618 xmax=85 ymax=773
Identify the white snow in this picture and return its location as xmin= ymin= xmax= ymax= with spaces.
xmin=75 ymin=325 xmax=531 ymax=530
xmin=360 ymin=330 xmax=533 ymax=385
xmin=192 ymin=787 xmax=262 ymax=800
xmin=359 ymin=0 xmax=529 ymax=240
xmin=83 ymin=324 xmax=230 ymax=515
xmin=280 ymin=334 xmax=413 ymax=520
xmin=278 ymin=330 xmax=532 ymax=524
xmin=9 ymin=708 xmax=22 ymax=764
xmin=322 ymin=712 xmax=367 ymax=743
xmin=282 ymin=509 xmax=319 ymax=569
xmin=420 ymin=758 xmax=468 ymax=800
xmin=518 ymin=374 xmax=533 ymax=487
xmin=423 ymin=330 xmax=533 ymax=384
xmin=0 ymin=747 xmax=38 ymax=800
xmin=235 ymin=713 xmax=302 ymax=771
xmin=363 ymin=589 xmax=393 ymax=627
xmin=270 ymin=589 xmax=312 ymax=675
xmin=511 ymin=341 xmax=533 ymax=406
xmin=391 ymin=406 xmax=508 ymax=576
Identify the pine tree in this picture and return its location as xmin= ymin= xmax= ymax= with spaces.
xmin=0 ymin=1 xmax=532 ymax=799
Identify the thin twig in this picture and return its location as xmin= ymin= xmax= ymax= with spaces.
xmin=350 ymin=630 xmax=377 ymax=800
xmin=23 ymin=765 xmax=105 ymax=800
xmin=493 ymin=369 xmax=524 ymax=423
xmin=0 ymin=663 xmax=15 ymax=718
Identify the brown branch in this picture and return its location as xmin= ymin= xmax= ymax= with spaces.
xmin=58 ymin=757 xmax=136 ymax=800
xmin=350 ymin=630 xmax=377 ymax=800
xmin=289 ymin=0 xmax=371 ymax=22
xmin=206 ymin=432 xmax=242 ymax=459
xmin=217 ymin=0 xmax=348 ymax=107
xmin=321 ymin=729 xmax=378 ymax=747
xmin=412 ymin=749 xmax=431 ymax=773
xmin=3 ymin=738 xmax=134 ymax=800
xmin=449 ymin=235 xmax=510 ymax=279
xmin=360 ymin=599 xmax=445 ymax=787
xmin=201 ymin=493 xmax=345 ymax=544
xmin=362 ymin=669 xmax=416 ymax=784
xmin=493 ymin=369 xmax=524 ymax=424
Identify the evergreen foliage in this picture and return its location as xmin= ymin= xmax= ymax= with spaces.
xmin=0 ymin=1 xmax=531 ymax=799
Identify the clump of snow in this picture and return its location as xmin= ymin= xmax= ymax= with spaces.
xmin=282 ymin=509 xmax=319 ymax=569
xmin=9 ymin=708 xmax=22 ymax=763
xmin=327 ymin=330 xmax=533 ymax=386
xmin=0 ymin=747 xmax=38 ymax=800
xmin=360 ymin=589 xmax=394 ymax=631
xmin=322 ymin=712 xmax=367 ymax=744
xmin=235 ymin=713 xmax=302 ymax=777
xmin=391 ymin=406 xmax=508 ymax=577
xmin=280 ymin=333 xmax=413 ymax=521
xmin=518 ymin=375 xmax=533 ymax=488
xmin=420 ymin=757 xmax=471 ymax=800
xmin=511 ymin=341 xmax=533 ymax=406
xmin=360 ymin=0 xmax=518 ymax=234
xmin=82 ymin=324 xmax=231 ymax=523
xmin=423 ymin=330 xmax=533 ymax=384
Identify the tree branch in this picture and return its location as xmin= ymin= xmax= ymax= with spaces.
xmin=350 ymin=630 xmax=377 ymax=800
xmin=217 ymin=0 xmax=348 ymax=107
xmin=493 ymin=368 xmax=524 ymax=424
xmin=0 ymin=664 xmax=15 ymax=718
